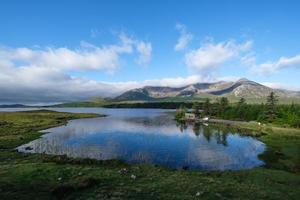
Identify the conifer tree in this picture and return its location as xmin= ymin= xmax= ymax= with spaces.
xmin=203 ymin=98 xmax=211 ymax=116
xmin=192 ymin=102 xmax=200 ymax=118
xmin=265 ymin=92 xmax=278 ymax=122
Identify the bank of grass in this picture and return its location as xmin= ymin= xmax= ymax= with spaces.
xmin=0 ymin=110 xmax=300 ymax=199
xmin=0 ymin=110 xmax=99 ymax=149
xmin=207 ymin=122 xmax=300 ymax=172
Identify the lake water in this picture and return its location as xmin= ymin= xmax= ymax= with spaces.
xmin=3 ymin=108 xmax=265 ymax=170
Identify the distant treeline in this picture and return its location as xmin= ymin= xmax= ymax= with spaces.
xmin=176 ymin=93 xmax=300 ymax=128
xmin=0 ymin=104 xmax=32 ymax=108
xmin=212 ymin=103 xmax=300 ymax=128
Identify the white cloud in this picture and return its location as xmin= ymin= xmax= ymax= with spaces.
xmin=0 ymin=66 xmax=119 ymax=103
xmin=0 ymin=34 xmax=152 ymax=74
xmin=137 ymin=74 xmax=213 ymax=87
xmin=0 ymin=65 xmax=214 ymax=104
xmin=0 ymin=42 xmax=130 ymax=74
xmin=262 ymin=82 xmax=300 ymax=91
xmin=118 ymin=33 xmax=152 ymax=65
xmin=174 ymin=23 xmax=193 ymax=51
xmin=185 ymin=40 xmax=252 ymax=72
xmin=252 ymin=54 xmax=300 ymax=74
xmin=0 ymin=33 xmax=154 ymax=104
xmin=241 ymin=53 xmax=256 ymax=66
xmin=136 ymin=41 xmax=152 ymax=65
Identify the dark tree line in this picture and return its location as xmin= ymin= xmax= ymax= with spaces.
xmin=177 ymin=92 xmax=300 ymax=128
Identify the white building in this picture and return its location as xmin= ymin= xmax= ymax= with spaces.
xmin=185 ymin=113 xmax=196 ymax=120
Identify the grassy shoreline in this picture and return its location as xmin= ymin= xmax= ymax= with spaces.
xmin=0 ymin=110 xmax=299 ymax=199
xmin=206 ymin=120 xmax=300 ymax=172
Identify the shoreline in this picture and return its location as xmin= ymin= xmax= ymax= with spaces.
xmin=0 ymin=110 xmax=299 ymax=199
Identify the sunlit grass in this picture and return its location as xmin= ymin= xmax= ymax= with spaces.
xmin=0 ymin=110 xmax=299 ymax=199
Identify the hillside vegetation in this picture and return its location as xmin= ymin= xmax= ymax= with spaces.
xmin=176 ymin=92 xmax=300 ymax=128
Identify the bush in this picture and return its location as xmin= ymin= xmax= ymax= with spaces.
xmin=291 ymin=118 xmax=300 ymax=128
xmin=175 ymin=105 xmax=187 ymax=121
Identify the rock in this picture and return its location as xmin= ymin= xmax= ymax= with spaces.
xmin=118 ymin=168 xmax=128 ymax=174
xmin=131 ymin=174 xmax=136 ymax=180
xmin=196 ymin=191 xmax=204 ymax=196
xmin=215 ymin=193 xmax=222 ymax=198
xmin=25 ymin=146 xmax=33 ymax=151
xmin=207 ymin=177 xmax=215 ymax=183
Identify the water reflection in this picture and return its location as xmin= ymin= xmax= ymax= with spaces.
xmin=17 ymin=108 xmax=265 ymax=170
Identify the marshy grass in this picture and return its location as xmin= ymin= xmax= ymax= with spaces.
xmin=0 ymin=110 xmax=299 ymax=199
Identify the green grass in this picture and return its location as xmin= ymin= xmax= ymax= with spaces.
xmin=0 ymin=110 xmax=99 ymax=149
xmin=0 ymin=110 xmax=300 ymax=199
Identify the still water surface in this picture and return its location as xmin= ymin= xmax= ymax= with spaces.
xmin=8 ymin=108 xmax=265 ymax=170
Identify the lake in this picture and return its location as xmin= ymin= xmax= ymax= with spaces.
xmin=4 ymin=108 xmax=265 ymax=170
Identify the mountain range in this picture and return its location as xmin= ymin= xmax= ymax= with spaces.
xmin=4 ymin=78 xmax=298 ymax=107
xmin=115 ymin=78 xmax=300 ymax=102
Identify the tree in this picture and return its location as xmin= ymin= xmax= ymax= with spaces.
xmin=175 ymin=104 xmax=187 ymax=121
xmin=218 ymin=97 xmax=229 ymax=115
xmin=192 ymin=102 xmax=201 ymax=119
xmin=192 ymin=123 xmax=201 ymax=136
xmin=220 ymin=97 xmax=229 ymax=108
xmin=265 ymin=92 xmax=278 ymax=122
xmin=202 ymin=98 xmax=211 ymax=116
xmin=238 ymin=97 xmax=246 ymax=106
xmin=237 ymin=97 xmax=247 ymax=120
xmin=289 ymin=103 xmax=297 ymax=114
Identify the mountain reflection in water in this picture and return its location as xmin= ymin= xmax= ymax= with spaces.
xmin=17 ymin=108 xmax=265 ymax=170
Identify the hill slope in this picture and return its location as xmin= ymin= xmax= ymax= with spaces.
xmin=115 ymin=78 xmax=300 ymax=102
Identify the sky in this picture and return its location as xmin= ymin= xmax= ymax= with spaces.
xmin=0 ymin=0 xmax=300 ymax=104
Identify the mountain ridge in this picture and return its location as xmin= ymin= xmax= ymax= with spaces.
xmin=115 ymin=78 xmax=300 ymax=101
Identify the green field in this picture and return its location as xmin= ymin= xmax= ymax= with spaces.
xmin=0 ymin=110 xmax=300 ymax=199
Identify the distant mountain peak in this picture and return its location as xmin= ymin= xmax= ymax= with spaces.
xmin=114 ymin=78 xmax=300 ymax=101
xmin=236 ymin=78 xmax=251 ymax=83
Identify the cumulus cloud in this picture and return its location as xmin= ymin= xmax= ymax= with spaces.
xmin=0 ymin=34 xmax=154 ymax=104
xmin=0 ymin=34 xmax=152 ymax=73
xmin=174 ymin=23 xmax=193 ymax=51
xmin=0 ymin=66 xmax=214 ymax=104
xmin=252 ymin=54 xmax=300 ymax=74
xmin=185 ymin=40 xmax=252 ymax=72
xmin=0 ymin=42 xmax=129 ymax=73
xmin=262 ymin=82 xmax=300 ymax=91
xmin=0 ymin=66 xmax=120 ymax=104
xmin=114 ymin=74 xmax=214 ymax=89
xmin=241 ymin=53 xmax=256 ymax=66
xmin=136 ymin=41 xmax=152 ymax=65
xmin=118 ymin=33 xmax=152 ymax=65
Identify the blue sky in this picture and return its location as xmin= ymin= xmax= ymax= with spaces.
xmin=0 ymin=0 xmax=300 ymax=103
